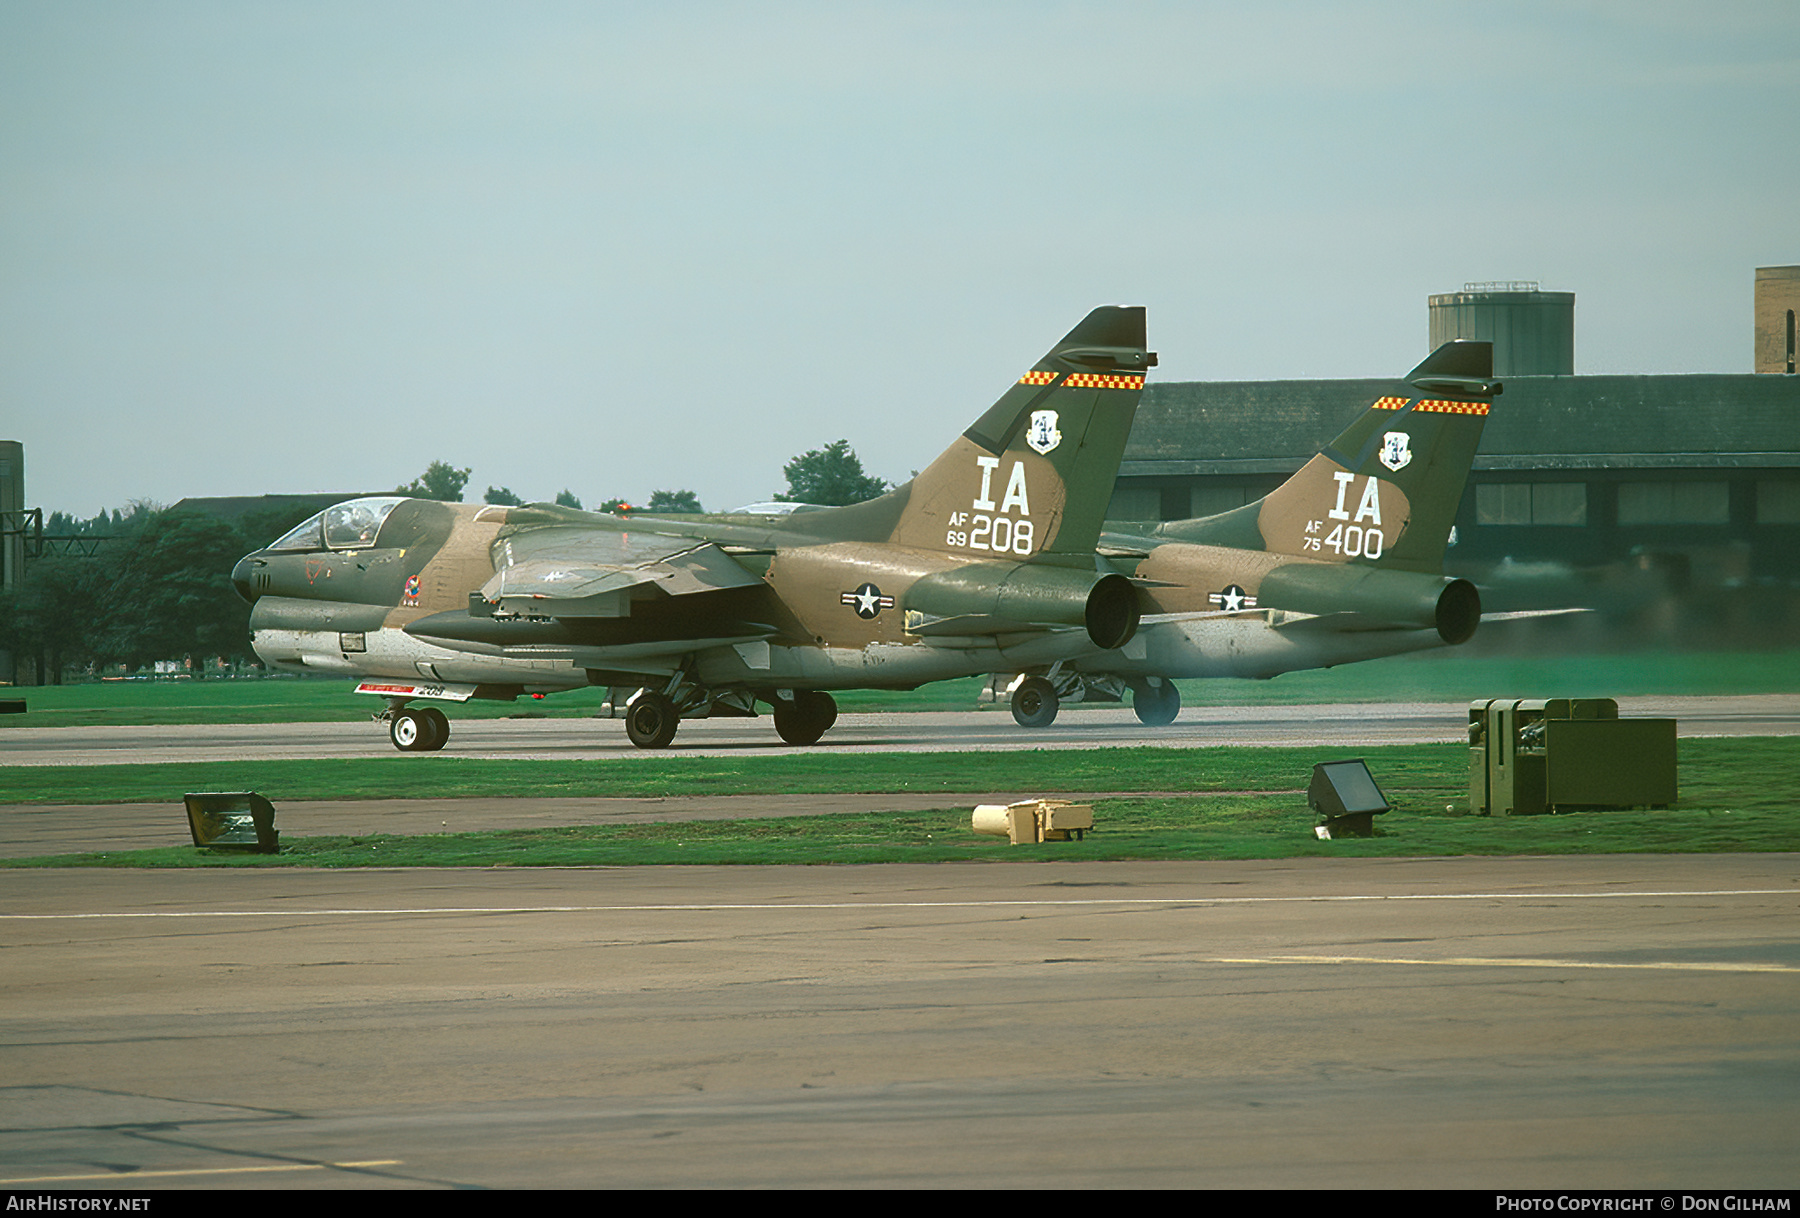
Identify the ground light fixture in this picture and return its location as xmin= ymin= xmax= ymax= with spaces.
xmin=1308 ymin=760 xmax=1390 ymax=838
xmin=184 ymin=791 xmax=280 ymax=853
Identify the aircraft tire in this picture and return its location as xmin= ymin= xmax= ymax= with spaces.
xmin=809 ymin=691 xmax=839 ymax=734
xmin=1010 ymin=677 xmax=1059 ymax=729
xmin=420 ymin=707 xmax=451 ymax=750
xmin=390 ymin=709 xmax=438 ymax=752
xmin=773 ymin=691 xmax=836 ymax=746
xmin=1132 ymin=680 xmax=1181 ymax=727
xmin=625 ymin=692 xmax=680 ymax=749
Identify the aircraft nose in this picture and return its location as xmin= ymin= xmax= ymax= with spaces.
xmin=231 ymin=555 xmax=263 ymax=604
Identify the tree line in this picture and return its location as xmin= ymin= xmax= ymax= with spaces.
xmin=1 ymin=441 xmax=892 ymax=685
xmin=395 ymin=440 xmax=889 ymax=512
xmin=1 ymin=501 xmax=309 ymax=685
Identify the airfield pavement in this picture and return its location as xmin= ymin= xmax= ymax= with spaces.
xmin=2 ymin=855 xmax=1796 ymax=1189
xmin=2 ymin=698 xmax=1796 ymax=1189
xmin=1 ymin=695 xmax=1796 ymax=767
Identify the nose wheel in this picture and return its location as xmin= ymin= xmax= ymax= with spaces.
xmin=389 ymin=706 xmax=450 ymax=751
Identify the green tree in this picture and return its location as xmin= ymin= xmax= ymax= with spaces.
xmin=0 ymin=549 xmax=108 ymax=683
xmin=775 ymin=440 xmax=889 ymax=506
xmin=483 ymin=486 xmax=523 ymax=506
xmin=1 ymin=504 xmax=260 ymax=683
xmin=554 ymin=489 xmax=584 ymax=509
xmin=99 ymin=510 xmax=254 ymax=672
xmin=598 ymin=497 xmax=632 ymax=514
xmin=646 ymin=489 xmax=704 ymax=513
xmin=396 ymin=461 xmax=471 ymax=502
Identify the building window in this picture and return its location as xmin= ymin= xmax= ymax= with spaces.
xmin=1617 ymin=481 xmax=1729 ymax=525
xmin=1757 ymin=480 xmax=1800 ymax=524
xmin=1476 ymin=482 xmax=1587 ymax=525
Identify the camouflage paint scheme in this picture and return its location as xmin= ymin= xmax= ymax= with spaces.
xmin=996 ymin=340 xmax=1501 ymax=728
xmin=233 ymin=307 xmax=1156 ymax=750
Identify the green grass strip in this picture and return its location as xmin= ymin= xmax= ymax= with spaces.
xmin=5 ymin=738 xmax=1797 ymax=868
xmin=1 ymin=743 xmax=1456 ymax=805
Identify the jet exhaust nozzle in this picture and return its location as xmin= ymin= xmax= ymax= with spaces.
xmin=905 ymin=566 xmax=1141 ymax=650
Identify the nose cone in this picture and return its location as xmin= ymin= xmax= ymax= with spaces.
xmin=231 ymin=554 xmax=263 ymax=604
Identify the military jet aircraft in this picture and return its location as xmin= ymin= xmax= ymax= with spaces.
xmin=993 ymin=339 xmax=1500 ymax=727
xmin=232 ymin=306 xmax=1156 ymax=751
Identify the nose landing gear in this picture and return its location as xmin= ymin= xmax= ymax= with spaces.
xmin=387 ymin=703 xmax=450 ymax=751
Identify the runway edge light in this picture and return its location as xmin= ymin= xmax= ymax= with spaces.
xmin=1309 ymin=760 xmax=1390 ymax=840
xmin=185 ymin=792 xmax=280 ymax=854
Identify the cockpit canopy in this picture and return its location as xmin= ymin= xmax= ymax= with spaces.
xmin=269 ymin=497 xmax=408 ymax=552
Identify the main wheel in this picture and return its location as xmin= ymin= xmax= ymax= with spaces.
xmin=624 ymin=691 xmax=680 ymax=748
xmin=389 ymin=708 xmax=440 ymax=752
xmin=773 ymin=691 xmax=837 ymax=745
xmin=1010 ymin=676 xmax=1059 ymax=728
xmin=1132 ymin=680 xmax=1181 ymax=727
xmin=419 ymin=706 xmax=451 ymax=750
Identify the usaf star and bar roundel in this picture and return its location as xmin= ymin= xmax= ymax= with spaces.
xmin=841 ymin=583 xmax=895 ymax=620
xmin=1208 ymin=584 xmax=1258 ymax=613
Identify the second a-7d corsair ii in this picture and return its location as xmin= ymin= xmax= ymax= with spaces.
xmin=993 ymin=339 xmax=1505 ymax=728
xmin=232 ymin=307 xmax=1155 ymax=751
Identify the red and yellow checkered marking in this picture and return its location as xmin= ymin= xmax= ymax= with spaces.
xmin=1017 ymin=370 xmax=1058 ymax=385
xmin=1372 ymin=395 xmax=1489 ymax=415
xmin=1063 ymin=372 xmax=1145 ymax=390
xmin=1414 ymin=398 xmax=1490 ymax=415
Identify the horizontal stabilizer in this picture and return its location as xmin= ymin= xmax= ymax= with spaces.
xmin=1406 ymin=339 xmax=1501 ymax=397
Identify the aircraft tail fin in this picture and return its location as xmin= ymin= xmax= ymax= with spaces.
xmin=1158 ymin=340 xmax=1499 ymax=573
xmin=776 ymin=307 xmax=1154 ymax=564
xmin=886 ymin=305 xmax=1155 ymax=562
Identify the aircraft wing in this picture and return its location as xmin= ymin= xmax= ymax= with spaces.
xmin=481 ymin=534 xmax=765 ymax=618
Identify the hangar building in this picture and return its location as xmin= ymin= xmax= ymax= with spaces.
xmin=1110 ymin=275 xmax=1800 ymax=601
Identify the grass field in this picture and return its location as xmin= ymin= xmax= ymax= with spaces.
xmin=4 ymin=737 xmax=1796 ymax=868
xmin=5 ymin=648 xmax=1799 ymax=728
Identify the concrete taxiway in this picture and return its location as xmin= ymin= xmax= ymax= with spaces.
xmin=1 ymin=695 xmax=1795 ymax=766
xmin=2 ymin=855 xmax=1795 ymax=1189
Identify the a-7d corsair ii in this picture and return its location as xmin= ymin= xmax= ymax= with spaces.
xmin=995 ymin=340 xmax=1502 ymax=728
xmin=233 ymin=307 xmax=1155 ymax=751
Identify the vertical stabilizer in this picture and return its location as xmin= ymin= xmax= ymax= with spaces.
xmin=885 ymin=306 xmax=1155 ymax=563
xmin=1155 ymin=340 xmax=1498 ymax=575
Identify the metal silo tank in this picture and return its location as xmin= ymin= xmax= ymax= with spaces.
xmin=1429 ymin=282 xmax=1575 ymax=375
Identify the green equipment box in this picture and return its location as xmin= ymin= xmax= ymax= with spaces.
xmin=1469 ymin=698 xmax=1676 ymax=816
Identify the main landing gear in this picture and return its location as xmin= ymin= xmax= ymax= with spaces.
xmin=618 ymin=685 xmax=840 ymax=749
xmin=1010 ymin=676 xmax=1060 ymax=728
xmin=772 ymin=690 xmax=838 ymax=746
xmin=387 ymin=704 xmax=450 ymax=752
xmin=1002 ymin=670 xmax=1182 ymax=729
xmin=1131 ymin=678 xmax=1181 ymax=726
xmin=623 ymin=690 xmax=681 ymax=749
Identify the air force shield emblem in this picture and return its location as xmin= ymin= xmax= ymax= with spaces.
xmin=1379 ymin=431 xmax=1413 ymax=472
xmin=1026 ymin=410 xmax=1061 ymax=456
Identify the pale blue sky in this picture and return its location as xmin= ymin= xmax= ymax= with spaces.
xmin=3 ymin=1 xmax=1795 ymax=515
